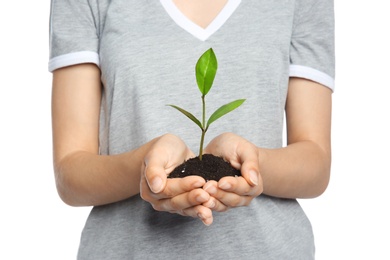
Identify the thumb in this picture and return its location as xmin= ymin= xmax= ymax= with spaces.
xmin=144 ymin=154 xmax=168 ymax=194
xmin=238 ymin=147 xmax=260 ymax=187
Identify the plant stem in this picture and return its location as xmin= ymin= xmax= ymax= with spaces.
xmin=199 ymin=129 xmax=205 ymax=160
xmin=202 ymin=95 xmax=206 ymax=130
xmin=199 ymin=95 xmax=206 ymax=160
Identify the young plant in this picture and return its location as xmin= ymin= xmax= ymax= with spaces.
xmin=168 ymin=48 xmax=245 ymax=160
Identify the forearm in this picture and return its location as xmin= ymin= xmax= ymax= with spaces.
xmin=259 ymin=140 xmax=331 ymax=199
xmin=54 ymin=139 xmax=156 ymax=207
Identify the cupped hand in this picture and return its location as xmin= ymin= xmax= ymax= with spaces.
xmin=140 ymin=134 xmax=214 ymax=225
xmin=202 ymin=132 xmax=263 ymax=210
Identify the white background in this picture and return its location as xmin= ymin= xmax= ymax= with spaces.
xmin=1 ymin=1 xmax=389 ymax=259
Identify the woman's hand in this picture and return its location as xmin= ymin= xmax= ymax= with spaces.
xmin=140 ymin=134 xmax=215 ymax=225
xmin=202 ymin=133 xmax=263 ymax=211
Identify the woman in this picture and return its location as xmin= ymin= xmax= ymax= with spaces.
xmin=49 ymin=0 xmax=334 ymax=259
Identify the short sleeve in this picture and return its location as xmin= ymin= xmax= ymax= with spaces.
xmin=48 ymin=0 xmax=101 ymax=72
xmin=289 ymin=0 xmax=335 ymax=91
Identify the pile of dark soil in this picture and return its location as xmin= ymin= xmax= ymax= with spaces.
xmin=168 ymin=154 xmax=241 ymax=181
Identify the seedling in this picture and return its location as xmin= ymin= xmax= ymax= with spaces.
xmin=168 ymin=48 xmax=245 ymax=160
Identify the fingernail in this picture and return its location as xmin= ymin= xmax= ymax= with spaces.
xmin=150 ymin=177 xmax=163 ymax=193
xmin=197 ymin=214 xmax=209 ymax=225
xmin=204 ymin=185 xmax=217 ymax=195
xmin=249 ymin=170 xmax=259 ymax=186
xmin=202 ymin=218 xmax=212 ymax=226
xmin=193 ymin=180 xmax=205 ymax=188
xmin=196 ymin=193 xmax=208 ymax=203
xmin=219 ymin=180 xmax=231 ymax=190
xmin=208 ymin=200 xmax=216 ymax=209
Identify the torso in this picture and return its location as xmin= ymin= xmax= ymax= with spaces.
xmin=79 ymin=1 xmax=315 ymax=258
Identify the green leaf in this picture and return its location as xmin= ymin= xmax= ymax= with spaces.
xmin=167 ymin=105 xmax=204 ymax=130
xmin=206 ymin=99 xmax=246 ymax=129
xmin=196 ymin=48 xmax=217 ymax=96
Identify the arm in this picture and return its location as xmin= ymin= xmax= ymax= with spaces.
xmin=260 ymin=77 xmax=332 ymax=198
xmin=52 ymin=64 xmax=150 ymax=206
xmin=203 ymin=78 xmax=332 ymax=209
xmin=52 ymin=64 xmax=213 ymax=225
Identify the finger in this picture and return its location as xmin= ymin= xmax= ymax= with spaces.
xmin=202 ymin=197 xmax=229 ymax=212
xmin=141 ymin=176 xmax=206 ymax=202
xmin=212 ymin=189 xmax=252 ymax=208
xmin=181 ymin=205 xmax=214 ymax=226
xmin=218 ymin=176 xmax=261 ymax=197
xmin=236 ymin=144 xmax=261 ymax=187
xmin=143 ymin=136 xmax=189 ymax=193
xmin=204 ymin=177 xmax=251 ymax=196
xmin=162 ymin=176 xmax=206 ymax=198
xmin=144 ymin=153 xmax=198 ymax=194
xmin=204 ymin=179 xmax=253 ymax=208
xmin=140 ymin=168 xmax=161 ymax=202
xmin=154 ymin=188 xmax=210 ymax=212
xmin=144 ymin=158 xmax=169 ymax=193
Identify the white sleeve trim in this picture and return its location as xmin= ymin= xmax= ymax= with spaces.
xmin=289 ymin=64 xmax=335 ymax=91
xmin=48 ymin=51 xmax=100 ymax=72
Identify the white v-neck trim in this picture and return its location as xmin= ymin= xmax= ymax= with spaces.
xmin=160 ymin=0 xmax=241 ymax=41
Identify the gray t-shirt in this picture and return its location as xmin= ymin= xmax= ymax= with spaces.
xmin=49 ymin=0 xmax=335 ymax=259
